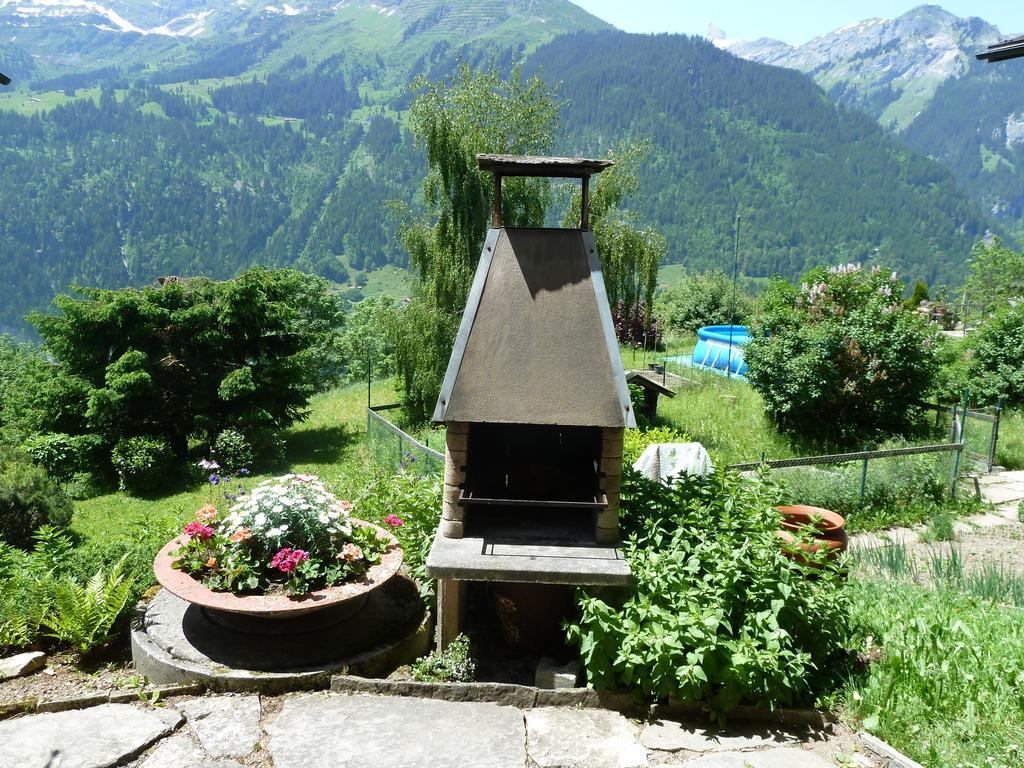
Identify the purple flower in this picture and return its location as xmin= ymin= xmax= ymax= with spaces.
xmin=209 ymin=474 xmax=220 ymax=486
xmin=238 ymin=468 xmax=250 ymax=476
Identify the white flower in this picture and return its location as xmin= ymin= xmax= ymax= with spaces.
xmin=273 ymin=504 xmax=284 ymax=513
xmin=254 ymin=512 xmax=267 ymax=528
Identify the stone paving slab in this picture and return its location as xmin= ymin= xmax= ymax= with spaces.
xmin=978 ymin=484 xmax=1024 ymax=504
xmin=526 ymin=707 xmax=647 ymax=768
xmin=139 ymin=732 xmax=207 ymax=768
xmin=266 ymin=692 xmax=528 ymax=768
xmin=179 ymin=695 xmax=261 ymax=759
xmin=0 ymin=703 xmax=182 ymax=768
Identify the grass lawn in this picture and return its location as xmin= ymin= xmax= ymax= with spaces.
xmin=72 ymin=380 xmax=398 ymax=543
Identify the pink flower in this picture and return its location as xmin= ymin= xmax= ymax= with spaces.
xmin=340 ymin=543 xmax=363 ymax=562
xmin=270 ymin=548 xmax=310 ymax=573
xmin=183 ymin=521 xmax=215 ymax=541
xmin=384 ymin=514 xmax=404 ymax=528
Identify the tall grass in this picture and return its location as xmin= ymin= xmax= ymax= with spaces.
xmin=996 ymin=408 xmax=1024 ymax=471
xmin=854 ymin=542 xmax=1024 ymax=608
xmin=845 ymin=578 xmax=1024 ymax=768
xmin=652 ymin=367 xmax=796 ymax=466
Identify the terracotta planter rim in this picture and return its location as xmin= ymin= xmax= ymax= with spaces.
xmin=153 ymin=518 xmax=403 ymax=618
xmin=775 ymin=504 xmax=845 ymax=533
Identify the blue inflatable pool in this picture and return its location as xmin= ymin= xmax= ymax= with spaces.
xmin=690 ymin=325 xmax=750 ymax=376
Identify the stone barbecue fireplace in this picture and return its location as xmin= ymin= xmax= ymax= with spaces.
xmin=425 ymin=154 xmax=634 ymax=651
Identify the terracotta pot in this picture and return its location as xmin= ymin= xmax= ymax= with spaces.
xmin=775 ymin=505 xmax=847 ymax=566
xmin=153 ymin=519 xmax=404 ymax=618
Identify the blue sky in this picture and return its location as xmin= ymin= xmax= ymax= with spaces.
xmin=571 ymin=2 xmax=1024 ymax=45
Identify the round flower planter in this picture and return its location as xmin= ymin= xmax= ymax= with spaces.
xmin=154 ymin=519 xmax=404 ymax=618
xmin=775 ymin=504 xmax=848 ymax=566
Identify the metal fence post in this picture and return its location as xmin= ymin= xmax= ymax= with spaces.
xmin=989 ymin=398 xmax=1003 ymax=472
xmin=859 ymin=446 xmax=869 ymax=501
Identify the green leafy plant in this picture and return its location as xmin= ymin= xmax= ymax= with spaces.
xmin=922 ymin=507 xmax=956 ymax=543
xmin=213 ymin=428 xmax=254 ymax=475
xmin=568 ymin=467 xmax=850 ymax=718
xmin=354 ymin=471 xmax=441 ymax=600
xmin=0 ymin=449 xmax=73 ymax=548
xmin=411 ymin=633 xmax=476 ymax=683
xmin=845 ymin=579 xmax=1024 ymax=768
xmin=966 ymin=303 xmax=1024 ymax=408
xmin=111 ymin=436 xmax=174 ymax=494
xmin=43 ymin=556 xmax=133 ymax=657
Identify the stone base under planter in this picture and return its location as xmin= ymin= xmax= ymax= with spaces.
xmin=131 ymin=574 xmax=431 ymax=692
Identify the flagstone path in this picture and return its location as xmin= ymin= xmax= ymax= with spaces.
xmin=0 ymin=692 xmax=875 ymax=768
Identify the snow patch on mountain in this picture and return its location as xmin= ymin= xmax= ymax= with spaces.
xmin=1007 ymin=113 xmax=1024 ymax=148
xmin=1 ymin=0 xmax=212 ymax=36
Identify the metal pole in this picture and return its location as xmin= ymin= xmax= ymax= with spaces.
xmin=859 ymin=445 xmax=869 ymax=501
xmin=989 ymin=398 xmax=1003 ymax=473
xmin=727 ymin=212 xmax=740 ymax=379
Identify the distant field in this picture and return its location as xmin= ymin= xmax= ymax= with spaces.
xmin=362 ymin=265 xmax=410 ymax=300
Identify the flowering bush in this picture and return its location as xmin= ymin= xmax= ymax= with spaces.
xmin=745 ymin=264 xmax=939 ymax=445
xmin=171 ymin=474 xmax=389 ymax=596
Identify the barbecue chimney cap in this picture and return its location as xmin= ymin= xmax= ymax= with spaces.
xmin=477 ymin=154 xmax=613 ymax=178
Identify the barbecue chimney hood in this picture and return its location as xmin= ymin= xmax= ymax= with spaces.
xmin=432 ymin=154 xmax=636 ymax=430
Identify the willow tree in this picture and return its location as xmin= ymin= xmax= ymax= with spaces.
xmin=391 ymin=64 xmax=560 ymax=421
xmin=562 ymin=143 xmax=665 ymax=342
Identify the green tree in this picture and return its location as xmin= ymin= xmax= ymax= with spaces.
xmin=29 ymin=268 xmax=344 ymax=462
xmin=966 ymin=303 xmax=1024 ymax=408
xmin=965 ymin=237 xmax=1024 ymax=316
xmin=745 ymin=265 xmax=939 ymax=445
xmin=657 ymin=269 xmax=753 ymax=336
xmin=392 ymin=64 xmax=560 ymax=421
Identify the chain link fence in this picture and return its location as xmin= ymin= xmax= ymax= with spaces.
xmin=366 ymin=404 xmax=444 ymax=477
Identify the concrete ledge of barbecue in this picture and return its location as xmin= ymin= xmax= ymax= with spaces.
xmin=858 ymin=731 xmax=926 ymax=768
xmin=426 ymin=534 xmax=632 ymax=586
xmin=330 ymin=675 xmax=644 ymax=713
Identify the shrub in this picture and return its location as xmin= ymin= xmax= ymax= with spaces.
xmin=622 ymin=425 xmax=691 ymax=465
xmin=411 ymin=633 xmax=476 ymax=683
xmin=111 ymin=436 xmax=174 ymax=494
xmin=746 ymin=265 xmax=938 ymax=445
xmin=966 ymin=303 xmax=1024 ymax=408
xmin=24 ymin=432 xmax=104 ymax=483
xmin=0 ymin=527 xmax=161 ymax=656
xmin=0 ymin=451 xmax=73 ymax=548
xmin=657 ymin=269 xmax=752 ymax=335
xmin=568 ymin=468 xmax=850 ymax=717
xmin=213 ymin=428 xmax=254 ymax=474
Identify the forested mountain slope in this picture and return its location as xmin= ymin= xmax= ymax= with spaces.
xmin=0 ymin=3 xmax=1000 ymax=336
xmin=528 ymin=31 xmax=991 ymax=282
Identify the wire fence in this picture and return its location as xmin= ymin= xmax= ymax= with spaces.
xmin=366 ymin=404 xmax=444 ymax=477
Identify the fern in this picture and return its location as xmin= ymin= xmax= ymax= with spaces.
xmin=43 ymin=557 xmax=133 ymax=656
